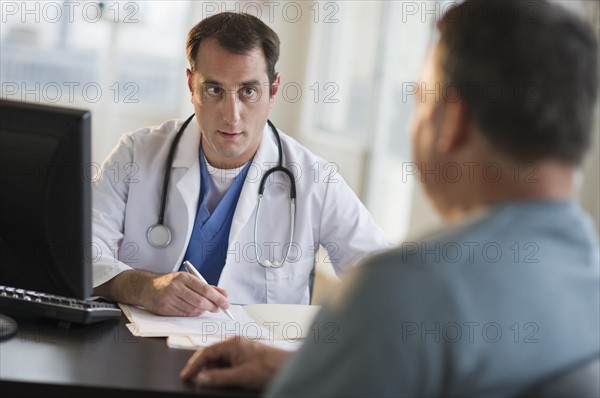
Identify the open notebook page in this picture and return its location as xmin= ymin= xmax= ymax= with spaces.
xmin=121 ymin=304 xmax=270 ymax=338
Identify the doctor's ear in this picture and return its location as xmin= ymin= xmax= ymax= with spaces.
xmin=186 ymin=68 xmax=194 ymax=96
xmin=269 ymin=74 xmax=281 ymax=100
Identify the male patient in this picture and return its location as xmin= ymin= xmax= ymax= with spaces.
xmin=181 ymin=1 xmax=600 ymax=396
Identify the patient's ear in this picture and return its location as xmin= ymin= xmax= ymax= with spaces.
xmin=436 ymin=99 xmax=470 ymax=154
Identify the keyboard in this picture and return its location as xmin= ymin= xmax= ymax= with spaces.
xmin=0 ymin=285 xmax=122 ymax=324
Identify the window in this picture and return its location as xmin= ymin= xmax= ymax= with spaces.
xmin=303 ymin=1 xmax=442 ymax=241
xmin=311 ymin=2 xmax=383 ymax=142
xmin=1 ymin=1 xmax=193 ymax=162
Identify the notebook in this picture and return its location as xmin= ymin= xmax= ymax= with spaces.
xmin=120 ymin=303 xmax=321 ymax=347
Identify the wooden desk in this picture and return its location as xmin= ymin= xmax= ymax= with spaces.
xmin=0 ymin=314 xmax=259 ymax=398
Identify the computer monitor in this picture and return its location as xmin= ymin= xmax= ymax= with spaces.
xmin=0 ymin=99 xmax=92 ymax=299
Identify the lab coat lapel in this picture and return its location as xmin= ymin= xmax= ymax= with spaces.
xmin=172 ymin=118 xmax=201 ymax=253
xmin=228 ymin=124 xmax=278 ymax=244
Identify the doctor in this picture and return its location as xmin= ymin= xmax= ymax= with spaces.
xmin=92 ymin=12 xmax=389 ymax=316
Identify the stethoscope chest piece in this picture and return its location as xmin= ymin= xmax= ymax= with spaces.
xmin=146 ymin=114 xmax=195 ymax=248
xmin=147 ymin=224 xmax=172 ymax=248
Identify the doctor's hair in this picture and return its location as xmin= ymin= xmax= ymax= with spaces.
xmin=436 ymin=0 xmax=598 ymax=164
xmin=186 ymin=12 xmax=280 ymax=89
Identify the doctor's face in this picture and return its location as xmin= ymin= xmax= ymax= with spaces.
xmin=187 ymin=39 xmax=279 ymax=169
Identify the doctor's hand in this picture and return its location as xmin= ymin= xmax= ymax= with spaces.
xmin=93 ymin=269 xmax=229 ymax=317
xmin=142 ymin=271 xmax=230 ymax=316
xmin=180 ymin=338 xmax=292 ymax=390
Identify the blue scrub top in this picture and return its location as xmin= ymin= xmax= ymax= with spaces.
xmin=181 ymin=149 xmax=252 ymax=285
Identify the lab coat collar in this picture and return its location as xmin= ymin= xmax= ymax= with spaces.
xmin=172 ymin=116 xmax=201 ymax=169
xmin=254 ymin=121 xmax=279 ymax=168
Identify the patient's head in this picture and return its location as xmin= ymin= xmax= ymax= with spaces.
xmin=410 ymin=0 xmax=598 ymax=220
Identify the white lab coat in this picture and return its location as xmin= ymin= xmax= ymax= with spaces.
xmin=92 ymin=118 xmax=391 ymax=304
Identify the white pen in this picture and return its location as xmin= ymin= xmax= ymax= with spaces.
xmin=183 ymin=261 xmax=235 ymax=321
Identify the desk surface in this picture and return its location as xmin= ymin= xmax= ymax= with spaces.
xmin=0 ymin=314 xmax=259 ymax=398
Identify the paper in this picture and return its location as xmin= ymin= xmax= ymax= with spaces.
xmin=121 ymin=304 xmax=269 ymax=338
xmin=243 ymin=304 xmax=322 ymax=339
xmin=166 ymin=335 xmax=305 ymax=351
xmin=120 ymin=303 xmax=321 ymax=341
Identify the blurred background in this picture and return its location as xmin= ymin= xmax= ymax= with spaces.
xmin=1 ymin=0 xmax=598 ymax=302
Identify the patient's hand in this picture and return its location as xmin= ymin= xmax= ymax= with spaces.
xmin=180 ymin=338 xmax=292 ymax=390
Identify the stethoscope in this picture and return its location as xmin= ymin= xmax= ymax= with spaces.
xmin=147 ymin=114 xmax=296 ymax=268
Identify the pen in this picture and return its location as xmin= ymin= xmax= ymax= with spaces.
xmin=183 ymin=261 xmax=235 ymax=321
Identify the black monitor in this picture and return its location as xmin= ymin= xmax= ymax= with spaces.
xmin=0 ymin=99 xmax=92 ymax=299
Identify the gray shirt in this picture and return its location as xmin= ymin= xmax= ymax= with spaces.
xmin=267 ymin=201 xmax=600 ymax=397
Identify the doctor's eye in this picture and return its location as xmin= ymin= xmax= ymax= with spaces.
xmin=205 ymin=86 xmax=223 ymax=97
xmin=240 ymin=86 xmax=260 ymax=102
